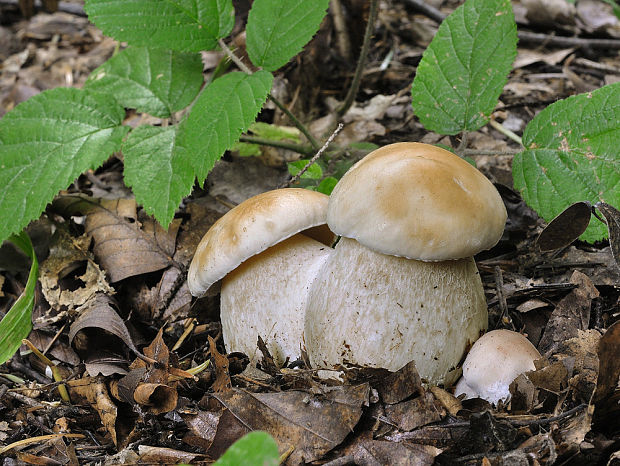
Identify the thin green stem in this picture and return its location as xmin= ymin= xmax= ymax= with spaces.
xmin=462 ymin=148 xmax=522 ymax=156
xmin=337 ymin=0 xmax=379 ymax=116
xmin=268 ymin=94 xmax=320 ymax=150
xmin=217 ymin=38 xmax=320 ymax=151
xmin=217 ymin=38 xmax=252 ymax=74
xmin=239 ymin=135 xmax=315 ymax=156
xmin=489 ymin=119 xmax=524 ymax=146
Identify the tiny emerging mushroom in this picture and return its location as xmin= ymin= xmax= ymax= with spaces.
xmin=187 ymin=189 xmax=334 ymax=367
xmin=304 ymin=142 xmax=507 ymax=385
xmin=454 ymin=329 xmax=542 ymax=404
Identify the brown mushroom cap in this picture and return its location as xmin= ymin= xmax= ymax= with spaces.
xmin=327 ymin=142 xmax=507 ymax=261
xmin=188 ymin=188 xmax=333 ymax=297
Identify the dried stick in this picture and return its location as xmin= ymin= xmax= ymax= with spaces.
xmin=281 ymin=123 xmax=344 ymax=188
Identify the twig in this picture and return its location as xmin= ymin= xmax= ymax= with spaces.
xmin=239 ymin=135 xmax=315 ymax=156
xmin=456 ymin=133 xmax=469 ymax=154
xmin=322 ymin=456 xmax=356 ymax=466
xmin=217 ymin=39 xmax=253 ymax=74
xmin=268 ymin=94 xmax=321 ymax=150
xmin=462 ymin=148 xmax=521 ymax=156
xmin=217 ymin=38 xmax=321 ymax=151
xmin=489 ymin=119 xmax=523 ymax=146
xmin=493 ymin=266 xmax=514 ymax=330
xmin=281 ymin=123 xmax=344 ymax=188
xmin=517 ymin=31 xmax=620 ymax=50
xmin=337 ymin=0 xmax=380 ymax=116
xmin=401 ymin=0 xmax=446 ymax=23
xmin=0 ymin=0 xmax=85 ymax=16
xmin=330 ymin=0 xmax=352 ymax=61
xmin=507 ymin=403 xmax=588 ymax=427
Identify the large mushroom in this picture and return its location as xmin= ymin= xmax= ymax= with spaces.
xmin=188 ymin=189 xmax=334 ymax=366
xmin=304 ymin=143 xmax=507 ymax=385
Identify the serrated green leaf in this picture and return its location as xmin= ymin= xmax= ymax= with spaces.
xmin=246 ymin=0 xmax=329 ymax=71
xmin=123 ymin=126 xmax=194 ymax=226
xmin=178 ymin=71 xmax=273 ymax=180
xmin=513 ymin=82 xmax=620 ymax=243
xmin=213 ymin=431 xmax=279 ymax=466
xmin=0 ymin=87 xmax=129 ymax=245
xmin=0 ymin=231 xmax=38 ymax=364
xmin=411 ymin=0 xmax=517 ymax=135
xmin=288 ymin=159 xmax=323 ymax=179
xmin=84 ymin=0 xmax=234 ymax=52
xmin=85 ymin=47 xmax=203 ymax=118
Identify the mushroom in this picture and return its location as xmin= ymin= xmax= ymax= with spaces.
xmin=188 ymin=189 xmax=334 ymax=366
xmin=454 ymin=329 xmax=542 ymax=404
xmin=304 ymin=143 xmax=507 ymax=385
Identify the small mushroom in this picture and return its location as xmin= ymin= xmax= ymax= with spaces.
xmin=454 ymin=329 xmax=542 ymax=404
xmin=304 ymin=143 xmax=507 ymax=385
xmin=188 ymin=189 xmax=334 ymax=366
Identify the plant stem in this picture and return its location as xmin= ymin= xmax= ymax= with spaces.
xmin=217 ymin=38 xmax=252 ymax=74
xmin=218 ymin=38 xmax=320 ymax=151
xmin=337 ymin=0 xmax=379 ymax=116
xmin=462 ymin=148 xmax=522 ymax=156
xmin=268 ymin=94 xmax=321 ymax=150
xmin=281 ymin=123 xmax=344 ymax=188
xmin=239 ymin=135 xmax=315 ymax=156
xmin=489 ymin=119 xmax=524 ymax=146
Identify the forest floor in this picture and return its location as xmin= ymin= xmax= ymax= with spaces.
xmin=0 ymin=0 xmax=619 ymax=464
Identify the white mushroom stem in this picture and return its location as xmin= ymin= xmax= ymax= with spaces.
xmin=221 ymin=233 xmax=332 ymax=366
xmin=304 ymin=237 xmax=488 ymax=385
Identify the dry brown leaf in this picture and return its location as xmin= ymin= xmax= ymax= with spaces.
xmin=212 ymin=383 xmax=369 ymax=464
xmin=374 ymin=360 xmax=423 ymax=405
xmin=136 ymin=445 xmax=206 ymax=464
xmin=514 ymin=48 xmax=574 ymax=69
xmin=592 ymin=320 xmax=620 ymax=430
xmin=69 ymin=294 xmax=138 ymax=375
xmin=384 ymin=391 xmax=445 ymax=431
xmin=67 ymin=377 xmax=129 ymax=448
xmin=39 ymin=229 xmax=113 ymax=312
xmin=429 ymin=386 xmax=462 ymax=417
xmin=181 ymin=409 xmax=222 ymax=451
xmin=53 ymin=195 xmax=180 ymax=282
xmin=209 ymin=335 xmax=232 ymax=392
xmin=350 ymin=439 xmax=441 ymax=465
xmin=538 ymin=271 xmax=599 ymax=355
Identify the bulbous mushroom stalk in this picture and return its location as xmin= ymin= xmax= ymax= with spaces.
xmin=188 ymin=189 xmax=334 ymax=366
xmin=304 ymin=143 xmax=507 ymax=385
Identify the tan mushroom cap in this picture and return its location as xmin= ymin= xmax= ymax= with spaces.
xmin=188 ymin=188 xmax=332 ymax=297
xmin=327 ymin=142 xmax=507 ymax=261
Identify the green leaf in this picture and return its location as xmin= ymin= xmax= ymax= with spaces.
xmin=0 ymin=87 xmax=129 ymax=245
xmin=178 ymin=71 xmax=273 ymax=180
xmin=249 ymin=122 xmax=301 ymax=142
xmin=513 ymin=82 xmax=620 ymax=243
xmin=84 ymin=0 xmax=234 ymax=52
xmin=246 ymin=0 xmax=329 ymax=71
xmin=85 ymin=47 xmax=203 ymax=118
xmin=123 ymin=126 xmax=194 ymax=226
xmin=288 ymin=159 xmax=323 ymax=179
xmin=411 ymin=0 xmax=517 ymax=135
xmin=231 ymin=141 xmax=262 ymax=157
xmin=0 ymin=231 xmax=38 ymax=364
xmin=213 ymin=431 xmax=279 ymax=466
xmin=316 ymin=176 xmax=338 ymax=195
